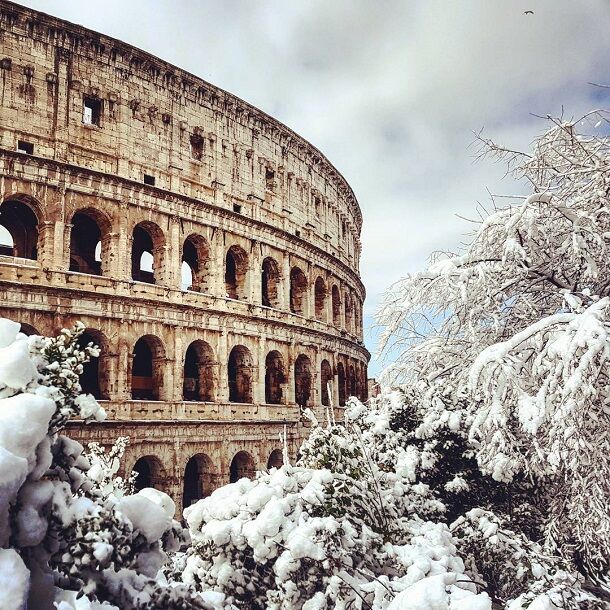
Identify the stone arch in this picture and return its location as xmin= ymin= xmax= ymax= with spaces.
xmin=131 ymin=221 xmax=165 ymax=284
xmin=261 ymin=256 xmax=280 ymax=308
xmin=320 ymin=359 xmax=333 ymax=407
xmin=0 ymin=197 xmax=40 ymax=260
xmin=183 ymin=340 xmax=216 ymax=402
xmin=344 ymin=292 xmax=354 ymax=334
xmin=337 ymin=361 xmax=346 ymax=407
xmin=228 ymin=345 xmax=253 ymax=403
xmin=77 ymin=328 xmax=110 ymax=400
xmin=182 ymin=453 xmax=215 ymax=509
xmin=314 ymin=276 xmax=327 ymax=321
xmin=182 ymin=233 xmax=210 ymax=292
xmin=290 ymin=267 xmax=308 ymax=315
xmin=331 ymin=284 xmax=341 ymax=327
xmin=267 ymin=449 xmax=283 ymax=469
xmin=265 ymin=350 xmax=285 ymax=405
xmin=69 ymin=208 xmax=111 ymax=276
xmin=294 ymin=354 xmax=312 ymax=408
xmin=229 ymin=450 xmax=255 ymax=482
xmin=131 ymin=334 xmax=166 ymax=400
xmin=225 ymin=244 xmax=248 ymax=300
xmin=19 ymin=322 xmax=38 ymax=336
xmin=132 ymin=455 xmax=166 ymax=491
xmin=348 ymin=363 xmax=357 ymax=398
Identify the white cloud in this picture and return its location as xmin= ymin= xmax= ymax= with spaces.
xmin=15 ymin=0 xmax=610 ymax=373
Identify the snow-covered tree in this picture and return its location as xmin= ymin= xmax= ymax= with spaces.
xmin=0 ymin=319 xmax=215 ymax=610
xmin=377 ymin=112 xmax=610 ymax=581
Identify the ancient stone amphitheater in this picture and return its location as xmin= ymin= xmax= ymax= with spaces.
xmin=0 ymin=1 xmax=369 ymax=508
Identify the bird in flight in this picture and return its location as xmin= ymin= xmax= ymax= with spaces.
xmin=524 ymin=10 xmax=534 ymax=14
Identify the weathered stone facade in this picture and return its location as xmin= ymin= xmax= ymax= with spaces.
xmin=0 ymin=1 xmax=368 ymax=509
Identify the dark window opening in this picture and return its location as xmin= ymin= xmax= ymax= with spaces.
xmin=332 ymin=285 xmax=341 ymax=327
xmin=314 ymin=277 xmax=327 ymax=321
xmin=261 ymin=257 xmax=280 ymax=308
xmin=132 ymin=456 xmax=164 ymax=492
xmin=230 ymin=451 xmax=255 ymax=483
xmin=225 ymin=245 xmax=248 ymax=300
xmin=77 ymin=331 xmax=108 ymax=400
xmin=0 ymin=200 xmax=38 ymax=259
xmin=143 ymin=174 xmax=155 ymax=186
xmin=265 ymin=350 xmax=285 ymax=405
xmin=233 ymin=203 xmax=242 ymax=214
xmin=183 ymin=341 xmax=215 ymax=402
xmin=69 ymin=212 xmax=102 ymax=275
xmin=228 ymin=345 xmax=253 ymax=403
xmin=132 ymin=223 xmax=163 ymax=284
xmin=183 ymin=454 xmax=214 ymax=509
xmin=190 ymin=134 xmax=204 ymax=161
xmin=321 ymin=359 xmax=333 ymax=407
xmin=294 ymin=354 xmax=312 ymax=409
xmin=83 ymin=96 xmax=102 ymax=126
xmin=182 ymin=235 xmax=210 ymax=292
xmin=337 ymin=362 xmax=346 ymax=406
xmin=131 ymin=336 xmax=164 ymax=400
xmin=290 ymin=267 xmax=308 ymax=315
xmin=267 ymin=449 xmax=283 ymax=470
xmin=314 ymin=196 xmax=321 ymax=217
xmin=17 ymin=140 xmax=33 ymax=155
xmin=265 ymin=168 xmax=275 ymax=191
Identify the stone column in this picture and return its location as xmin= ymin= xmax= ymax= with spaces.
xmin=173 ymin=331 xmax=184 ymax=402
xmin=256 ymin=336 xmax=266 ymax=404
xmin=281 ymin=253 xmax=291 ymax=310
xmin=249 ymin=242 xmax=261 ymax=304
xmin=167 ymin=216 xmax=181 ymax=289
xmin=217 ymin=330 xmax=229 ymax=402
xmin=116 ymin=340 xmax=131 ymax=400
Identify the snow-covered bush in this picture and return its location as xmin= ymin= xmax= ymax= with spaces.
xmin=377 ymin=112 xmax=610 ymax=586
xmin=0 ymin=319 xmax=213 ymax=610
xmin=178 ymin=399 xmax=492 ymax=610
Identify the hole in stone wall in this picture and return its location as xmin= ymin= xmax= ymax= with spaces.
xmin=320 ymin=359 xmax=333 ymax=407
xmin=337 ymin=361 xmax=346 ymax=406
xmin=294 ymin=354 xmax=312 ymax=408
xmin=17 ymin=140 xmax=33 ymax=154
xmin=0 ymin=199 xmax=38 ymax=259
xmin=265 ymin=350 xmax=285 ymax=405
xmin=314 ymin=277 xmax=327 ymax=321
xmin=83 ymin=96 xmax=102 ymax=126
xmin=267 ymin=449 xmax=283 ymax=469
xmin=131 ymin=335 xmax=164 ymax=400
xmin=225 ymin=245 xmax=248 ymax=300
xmin=289 ymin=267 xmax=307 ymax=315
xmin=183 ymin=453 xmax=214 ymax=509
xmin=183 ymin=340 xmax=215 ymax=402
xmin=229 ymin=450 xmax=255 ymax=482
xmin=143 ymin=174 xmax=155 ymax=186
xmin=182 ymin=234 xmax=210 ymax=292
xmin=228 ymin=345 xmax=253 ymax=403
xmin=332 ymin=285 xmax=341 ymax=327
xmin=261 ymin=257 xmax=280 ymax=308
xmin=69 ymin=212 xmax=102 ymax=275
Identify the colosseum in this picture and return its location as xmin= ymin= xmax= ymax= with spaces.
xmin=0 ymin=1 xmax=369 ymax=509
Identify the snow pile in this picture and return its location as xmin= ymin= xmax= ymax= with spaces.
xmin=178 ymin=398 xmax=491 ymax=610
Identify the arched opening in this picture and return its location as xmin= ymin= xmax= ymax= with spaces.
xmin=132 ymin=222 xmax=164 ymax=284
xmin=261 ymin=257 xmax=280 ymax=308
xmin=314 ymin=277 xmax=327 ymax=321
xmin=294 ymin=354 xmax=312 ymax=409
xmin=332 ymin=285 xmax=341 ymax=327
xmin=337 ymin=362 xmax=346 ymax=407
xmin=183 ymin=453 xmax=215 ymax=509
xmin=132 ymin=455 xmax=165 ymax=492
xmin=229 ymin=450 xmax=255 ymax=483
xmin=265 ymin=350 xmax=285 ymax=405
xmin=321 ymin=359 xmax=333 ymax=407
xmin=183 ymin=340 xmax=216 ymax=402
xmin=348 ymin=364 xmax=357 ymax=398
xmin=290 ymin=267 xmax=308 ymax=315
xmin=225 ymin=245 xmax=248 ymax=300
xmin=0 ymin=199 xmax=38 ymax=259
xmin=69 ymin=211 xmax=105 ymax=275
xmin=131 ymin=335 xmax=165 ymax=400
xmin=228 ymin=345 xmax=253 ymax=403
xmin=77 ymin=330 xmax=109 ymax=400
xmin=18 ymin=322 xmax=38 ymax=336
xmin=182 ymin=234 xmax=210 ymax=292
xmin=344 ymin=293 xmax=354 ymax=334
xmin=267 ymin=449 xmax=283 ymax=469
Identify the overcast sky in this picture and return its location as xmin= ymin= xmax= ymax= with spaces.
xmin=15 ymin=0 xmax=610 ymax=374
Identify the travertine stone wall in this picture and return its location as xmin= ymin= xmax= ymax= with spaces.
xmin=0 ymin=0 xmax=369 ymax=510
